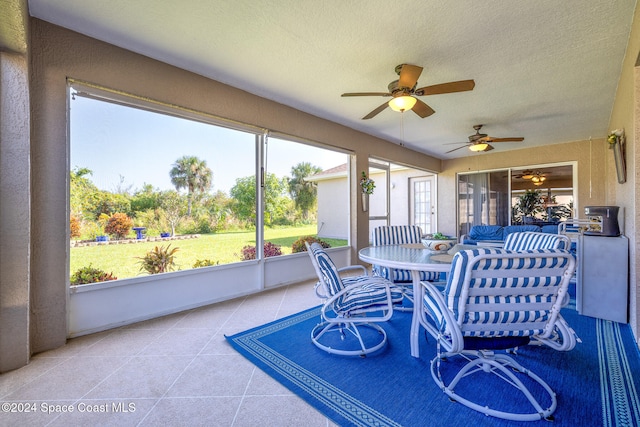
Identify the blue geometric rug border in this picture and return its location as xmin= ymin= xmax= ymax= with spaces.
xmin=597 ymin=318 xmax=640 ymax=426
xmin=226 ymin=305 xmax=640 ymax=427
xmin=226 ymin=306 xmax=399 ymax=427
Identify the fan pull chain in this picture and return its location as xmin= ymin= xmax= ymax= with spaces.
xmin=589 ymin=136 xmax=593 ymax=198
xmin=399 ymin=112 xmax=406 ymax=147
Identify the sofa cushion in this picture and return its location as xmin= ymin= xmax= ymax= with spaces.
xmin=468 ymin=225 xmax=504 ymax=241
xmin=541 ymin=224 xmax=559 ymax=234
xmin=503 ymin=225 xmax=541 ymax=238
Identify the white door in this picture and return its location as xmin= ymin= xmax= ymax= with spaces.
xmin=410 ymin=176 xmax=435 ymax=234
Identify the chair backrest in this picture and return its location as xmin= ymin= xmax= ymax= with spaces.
xmin=440 ymin=248 xmax=574 ymax=339
xmin=503 ymin=231 xmax=570 ymax=251
xmin=503 ymin=225 xmax=541 ymax=238
xmin=305 ymin=242 xmax=344 ymax=297
xmin=373 ymin=225 xmax=423 ymax=246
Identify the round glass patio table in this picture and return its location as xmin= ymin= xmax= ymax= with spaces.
xmin=359 ymin=244 xmax=453 ymax=358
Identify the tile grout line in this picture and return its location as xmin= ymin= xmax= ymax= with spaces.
xmin=135 ymin=296 xmax=248 ymax=426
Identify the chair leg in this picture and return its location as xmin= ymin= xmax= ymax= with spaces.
xmin=311 ymin=321 xmax=388 ymax=357
xmin=393 ymin=284 xmax=414 ymax=312
xmin=430 ymin=350 xmax=557 ymax=421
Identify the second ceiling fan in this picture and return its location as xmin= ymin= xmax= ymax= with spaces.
xmin=447 ymin=124 xmax=525 ymax=153
xmin=341 ymin=64 xmax=475 ymax=120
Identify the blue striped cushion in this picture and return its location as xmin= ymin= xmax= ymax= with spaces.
xmin=378 ymin=267 xmax=440 ymax=282
xmin=503 ymin=232 xmax=567 ymax=251
xmin=373 ymin=225 xmax=423 ymax=245
xmin=310 ymin=244 xmax=403 ymax=313
xmin=311 ymin=245 xmax=344 ymax=296
xmin=337 ymin=275 xmax=403 ymax=312
xmin=372 ymin=225 xmax=439 ymax=282
xmin=429 ymin=248 xmax=571 ymax=338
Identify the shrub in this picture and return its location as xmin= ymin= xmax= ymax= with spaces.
xmin=137 ymin=244 xmax=179 ymax=274
xmin=193 ymin=259 xmax=219 ymax=268
xmin=70 ymin=215 xmax=82 ymax=239
xmin=291 ymin=235 xmax=331 ymax=253
xmin=70 ymin=265 xmax=117 ymax=285
xmin=104 ymin=212 xmax=133 ymax=239
xmin=81 ymin=221 xmax=103 ymax=240
xmin=240 ymin=241 xmax=283 ymax=261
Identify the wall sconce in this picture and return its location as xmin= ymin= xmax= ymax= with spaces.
xmin=608 ymin=129 xmax=626 ymax=184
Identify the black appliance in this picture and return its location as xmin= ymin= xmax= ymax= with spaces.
xmin=584 ymin=206 xmax=620 ymax=237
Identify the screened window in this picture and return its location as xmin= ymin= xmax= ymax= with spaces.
xmin=69 ymin=85 xmax=348 ymax=283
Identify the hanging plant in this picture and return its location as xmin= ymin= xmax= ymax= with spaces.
xmin=607 ymin=129 xmax=623 ymax=148
xmin=360 ymin=171 xmax=375 ymax=195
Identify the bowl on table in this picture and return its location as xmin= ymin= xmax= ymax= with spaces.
xmin=421 ymin=237 xmax=457 ymax=253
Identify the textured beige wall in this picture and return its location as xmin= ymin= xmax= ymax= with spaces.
xmin=437 ymin=139 xmax=608 ymax=237
xmin=607 ymin=2 xmax=640 ymax=340
xmin=0 ymin=51 xmax=31 ymax=372
xmin=0 ymin=0 xmax=31 ymax=372
xmin=28 ymin=19 xmax=441 ymax=354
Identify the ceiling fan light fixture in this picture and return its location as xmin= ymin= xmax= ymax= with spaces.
xmin=469 ymin=143 xmax=489 ymax=152
xmin=388 ymin=95 xmax=417 ymax=112
xmin=521 ymin=172 xmax=534 ymax=180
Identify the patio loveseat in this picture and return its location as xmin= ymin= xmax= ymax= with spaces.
xmin=460 ymin=224 xmax=559 ymax=245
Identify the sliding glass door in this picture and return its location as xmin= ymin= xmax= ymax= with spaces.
xmin=457 ymin=171 xmax=509 ymax=237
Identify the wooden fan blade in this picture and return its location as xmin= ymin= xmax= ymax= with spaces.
xmin=411 ymin=99 xmax=435 ymax=118
xmin=362 ymin=102 xmax=389 ymax=120
xmin=485 ymin=137 xmax=524 ymax=143
xmin=398 ymin=64 xmax=423 ymax=89
xmin=341 ymin=92 xmax=392 ymax=97
xmin=416 ymin=79 xmax=475 ymax=96
xmin=446 ymin=144 xmax=470 ymax=154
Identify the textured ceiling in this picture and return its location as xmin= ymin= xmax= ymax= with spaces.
xmin=28 ymin=0 xmax=636 ymax=159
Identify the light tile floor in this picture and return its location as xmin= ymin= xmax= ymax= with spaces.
xmin=0 ymin=281 xmax=337 ymax=427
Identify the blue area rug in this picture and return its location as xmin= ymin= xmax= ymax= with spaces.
xmin=226 ymin=302 xmax=640 ymax=426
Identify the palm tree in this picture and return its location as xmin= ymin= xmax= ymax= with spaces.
xmin=288 ymin=162 xmax=322 ymax=220
xmin=169 ymin=156 xmax=213 ymax=216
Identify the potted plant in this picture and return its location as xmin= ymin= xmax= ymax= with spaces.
xmin=359 ymin=171 xmax=375 ymax=212
xmin=513 ymin=190 xmax=544 ymax=224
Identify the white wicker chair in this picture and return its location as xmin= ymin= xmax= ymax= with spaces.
xmin=419 ymin=247 xmax=578 ymax=421
xmin=305 ymin=242 xmax=403 ymax=357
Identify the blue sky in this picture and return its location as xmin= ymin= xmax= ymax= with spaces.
xmin=70 ymin=95 xmax=347 ymax=194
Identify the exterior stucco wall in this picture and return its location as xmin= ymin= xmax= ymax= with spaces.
xmin=316 ymin=177 xmax=349 ymax=239
xmin=316 ymin=168 xmax=435 ymax=240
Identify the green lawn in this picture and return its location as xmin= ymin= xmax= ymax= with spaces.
xmin=70 ymin=225 xmax=346 ymax=280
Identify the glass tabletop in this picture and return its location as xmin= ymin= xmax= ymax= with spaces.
xmin=358 ymin=244 xmax=453 ymax=272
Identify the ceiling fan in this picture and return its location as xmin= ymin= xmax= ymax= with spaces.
xmin=514 ymin=170 xmax=551 ymax=185
xmin=341 ymin=64 xmax=475 ymax=120
xmin=446 ymin=124 xmax=525 ymax=153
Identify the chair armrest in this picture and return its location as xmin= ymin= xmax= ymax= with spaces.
xmin=337 ymin=265 xmax=368 ymax=277
xmin=532 ymin=315 xmax=580 ymax=351
xmin=420 ymin=280 xmax=464 ymax=353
